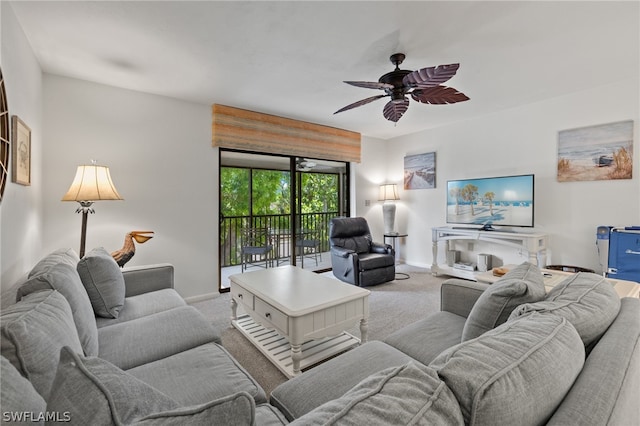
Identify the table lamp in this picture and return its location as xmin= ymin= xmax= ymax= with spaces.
xmin=379 ymin=183 xmax=399 ymax=234
xmin=62 ymin=161 xmax=123 ymax=257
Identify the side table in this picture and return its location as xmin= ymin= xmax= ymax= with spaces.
xmin=384 ymin=233 xmax=409 ymax=280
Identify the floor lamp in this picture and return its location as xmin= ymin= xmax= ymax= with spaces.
xmin=62 ymin=162 xmax=123 ymax=258
xmin=379 ymin=183 xmax=399 ymax=234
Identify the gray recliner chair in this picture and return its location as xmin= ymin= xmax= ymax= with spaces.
xmin=329 ymin=217 xmax=395 ymax=286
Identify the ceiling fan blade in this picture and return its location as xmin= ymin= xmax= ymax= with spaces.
xmin=383 ymin=99 xmax=410 ymax=123
xmin=334 ymin=94 xmax=387 ymax=114
xmin=344 ymin=81 xmax=394 ymax=90
xmin=411 ymin=86 xmax=470 ymax=105
xmin=403 ymin=63 xmax=460 ymax=88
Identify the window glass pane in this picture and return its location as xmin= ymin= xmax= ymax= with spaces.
xmin=300 ymin=173 xmax=338 ymax=213
xmin=252 ymin=170 xmax=290 ymax=215
xmin=220 ymin=167 xmax=249 ymax=216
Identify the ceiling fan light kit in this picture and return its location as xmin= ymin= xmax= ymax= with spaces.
xmin=334 ymin=53 xmax=469 ymax=123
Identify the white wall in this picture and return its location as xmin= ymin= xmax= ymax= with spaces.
xmin=0 ymin=3 xmax=44 ymax=290
xmin=352 ymin=136 xmax=388 ymax=237
xmin=366 ymin=78 xmax=639 ymax=273
xmin=41 ymin=75 xmax=218 ymax=300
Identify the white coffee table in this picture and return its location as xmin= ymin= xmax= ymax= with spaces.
xmin=229 ymin=266 xmax=370 ymax=377
xmin=476 ymin=264 xmax=640 ymax=298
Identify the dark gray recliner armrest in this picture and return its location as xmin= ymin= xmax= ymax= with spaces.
xmin=331 ymin=246 xmax=355 ymax=258
xmin=371 ymin=242 xmax=394 ymax=255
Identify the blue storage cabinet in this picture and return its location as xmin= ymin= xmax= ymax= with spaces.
xmin=607 ymin=228 xmax=640 ymax=282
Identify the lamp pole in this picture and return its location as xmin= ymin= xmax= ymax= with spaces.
xmin=76 ymin=201 xmax=95 ymax=258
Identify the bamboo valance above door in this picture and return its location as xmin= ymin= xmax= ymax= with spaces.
xmin=212 ymin=104 xmax=361 ymax=163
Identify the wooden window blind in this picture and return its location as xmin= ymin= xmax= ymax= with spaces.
xmin=212 ymin=104 xmax=361 ymax=163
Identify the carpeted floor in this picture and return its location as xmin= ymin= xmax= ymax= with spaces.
xmin=190 ymin=264 xmax=446 ymax=396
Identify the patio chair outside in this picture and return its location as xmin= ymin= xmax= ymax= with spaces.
xmin=296 ymin=229 xmax=322 ymax=267
xmin=241 ymin=227 xmax=273 ymax=272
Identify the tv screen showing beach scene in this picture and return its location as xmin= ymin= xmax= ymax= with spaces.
xmin=446 ymin=174 xmax=534 ymax=228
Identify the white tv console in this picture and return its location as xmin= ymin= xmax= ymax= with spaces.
xmin=431 ymin=226 xmax=549 ymax=280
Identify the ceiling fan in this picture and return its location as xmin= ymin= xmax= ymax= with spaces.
xmin=334 ymin=53 xmax=470 ymax=123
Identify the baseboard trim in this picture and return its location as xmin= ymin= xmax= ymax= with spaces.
xmin=185 ymin=292 xmax=221 ymax=304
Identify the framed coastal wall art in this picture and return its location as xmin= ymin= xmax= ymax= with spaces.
xmin=12 ymin=115 xmax=31 ymax=186
xmin=557 ymin=120 xmax=633 ymax=182
xmin=404 ymin=152 xmax=436 ymax=189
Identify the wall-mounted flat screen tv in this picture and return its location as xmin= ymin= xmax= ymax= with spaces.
xmin=446 ymin=174 xmax=534 ymax=229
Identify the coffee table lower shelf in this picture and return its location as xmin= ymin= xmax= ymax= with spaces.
xmin=232 ymin=314 xmax=360 ymax=378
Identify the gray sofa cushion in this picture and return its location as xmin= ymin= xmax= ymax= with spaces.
xmin=547 ymin=297 xmax=640 ymax=425
xmin=28 ymin=247 xmax=79 ymax=276
xmin=384 ymin=311 xmax=467 ymax=365
xmin=127 ymin=342 xmax=267 ymax=405
xmin=18 ymin=261 xmax=99 ymax=356
xmin=255 ymin=404 xmax=289 ymax=426
xmin=47 ymin=347 xmax=178 ymax=424
xmin=48 ymin=347 xmax=257 ymax=425
xmin=461 ymin=262 xmax=545 ymax=341
xmin=132 ymin=393 xmax=257 ymax=426
xmin=271 ymin=341 xmax=414 ymax=421
xmin=430 ymin=312 xmax=584 ymax=426
xmin=0 ymin=356 xmax=47 ymax=421
xmin=77 ymin=247 xmax=126 ymax=319
xmin=96 ymin=288 xmax=186 ymax=328
xmin=291 ymin=361 xmax=464 ymax=425
xmin=0 ymin=290 xmax=83 ymax=400
xmin=98 ymin=306 xmax=219 ymax=370
xmin=509 ymin=272 xmax=621 ymax=346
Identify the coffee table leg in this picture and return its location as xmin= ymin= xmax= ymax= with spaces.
xmin=231 ymin=297 xmax=238 ymax=322
xmin=291 ymin=344 xmax=302 ymax=375
xmin=360 ymin=318 xmax=368 ymax=343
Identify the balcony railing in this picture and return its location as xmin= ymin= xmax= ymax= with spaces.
xmin=219 ymin=212 xmax=338 ymax=267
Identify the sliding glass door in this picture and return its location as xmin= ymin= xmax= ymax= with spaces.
xmin=218 ymin=150 xmax=349 ymax=291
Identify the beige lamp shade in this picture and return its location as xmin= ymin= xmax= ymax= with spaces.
xmin=378 ymin=184 xmax=399 ymax=201
xmin=62 ymin=164 xmax=123 ymax=202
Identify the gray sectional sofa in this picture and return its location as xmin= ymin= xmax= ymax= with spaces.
xmin=0 ymin=248 xmax=286 ymax=425
xmin=270 ymin=262 xmax=640 ymax=425
xmin=2 ymin=249 xmax=639 ymax=425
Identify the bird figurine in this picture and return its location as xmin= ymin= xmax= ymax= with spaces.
xmin=111 ymin=231 xmax=154 ymax=267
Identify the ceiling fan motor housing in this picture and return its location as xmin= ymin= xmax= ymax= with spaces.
xmin=379 ymin=69 xmax=411 ymax=102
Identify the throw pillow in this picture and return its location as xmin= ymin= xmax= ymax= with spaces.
xmin=77 ymin=247 xmax=126 ymax=318
xmin=47 ymin=347 xmax=255 ymax=425
xmin=461 ymin=261 xmax=545 ymax=341
xmin=290 ymin=361 xmax=464 ymax=425
xmin=430 ymin=312 xmax=584 ymax=426
xmin=0 ymin=355 xmax=47 ymax=419
xmin=0 ymin=290 xmax=84 ymax=400
xmin=509 ymin=272 xmax=621 ymax=346
xmin=17 ymin=262 xmax=99 ymax=356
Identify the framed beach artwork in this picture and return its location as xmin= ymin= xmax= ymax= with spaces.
xmin=404 ymin=152 xmax=436 ymax=190
xmin=557 ymin=120 xmax=633 ymax=182
xmin=11 ymin=116 xmax=31 ymax=186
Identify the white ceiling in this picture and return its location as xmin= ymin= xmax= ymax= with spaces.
xmin=8 ymin=1 xmax=639 ymax=140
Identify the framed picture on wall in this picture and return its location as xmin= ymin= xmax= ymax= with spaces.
xmin=12 ymin=115 xmax=31 ymax=186
xmin=557 ymin=120 xmax=633 ymax=182
xmin=404 ymin=152 xmax=436 ymax=189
